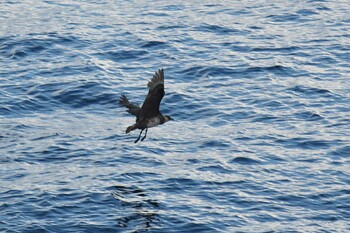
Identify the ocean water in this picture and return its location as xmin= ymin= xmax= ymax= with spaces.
xmin=1 ymin=0 xmax=350 ymax=232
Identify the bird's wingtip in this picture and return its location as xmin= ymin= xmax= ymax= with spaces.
xmin=148 ymin=68 xmax=165 ymax=90
xmin=119 ymin=94 xmax=129 ymax=106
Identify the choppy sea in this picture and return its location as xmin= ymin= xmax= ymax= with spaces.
xmin=1 ymin=1 xmax=350 ymax=232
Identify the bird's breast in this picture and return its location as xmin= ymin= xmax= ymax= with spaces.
xmin=146 ymin=117 xmax=161 ymax=128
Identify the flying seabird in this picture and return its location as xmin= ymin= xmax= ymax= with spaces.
xmin=119 ymin=68 xmax=173 ymax=143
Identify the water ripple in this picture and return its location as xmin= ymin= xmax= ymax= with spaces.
xmin=1 ymin=1 xmax=350 ymax=232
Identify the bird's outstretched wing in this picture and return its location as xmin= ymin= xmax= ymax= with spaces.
xmin=141 ymin=69 xmax=165 ymax=118
xmin=119 ymin=94 xmax=141 ymax=120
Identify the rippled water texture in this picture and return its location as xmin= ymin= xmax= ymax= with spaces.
xmin=1 ymin=1 xmax=350 ymax=232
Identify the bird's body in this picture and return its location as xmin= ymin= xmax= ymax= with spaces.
xmin=119 ymin=69 xmax=173 ymax=143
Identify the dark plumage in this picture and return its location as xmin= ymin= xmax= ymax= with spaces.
xmin=119 ymin=69 xmax=173 ymax=143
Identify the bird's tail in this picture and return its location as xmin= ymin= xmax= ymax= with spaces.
xmin=126 ymin=125 xmax=137 ymax=134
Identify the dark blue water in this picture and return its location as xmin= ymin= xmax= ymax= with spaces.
xmin=1 ymin=1 xmax=350 ymax=232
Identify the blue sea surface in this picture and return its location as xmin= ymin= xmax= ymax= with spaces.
xmin=1 ymin=1 xmax=350 ymax=232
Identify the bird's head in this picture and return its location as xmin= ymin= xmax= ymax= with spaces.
xmin=164 ymin=115 xmax=174 ymax=122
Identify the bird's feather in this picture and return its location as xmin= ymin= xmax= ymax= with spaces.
xmin=141 ymin=69 xmax=165 ymax=118
xmin=119 ymin=94 xmax=141 ymax=121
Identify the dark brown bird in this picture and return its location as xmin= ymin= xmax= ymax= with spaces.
xmin=119 ymin=69 xmax=173 ymax=143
